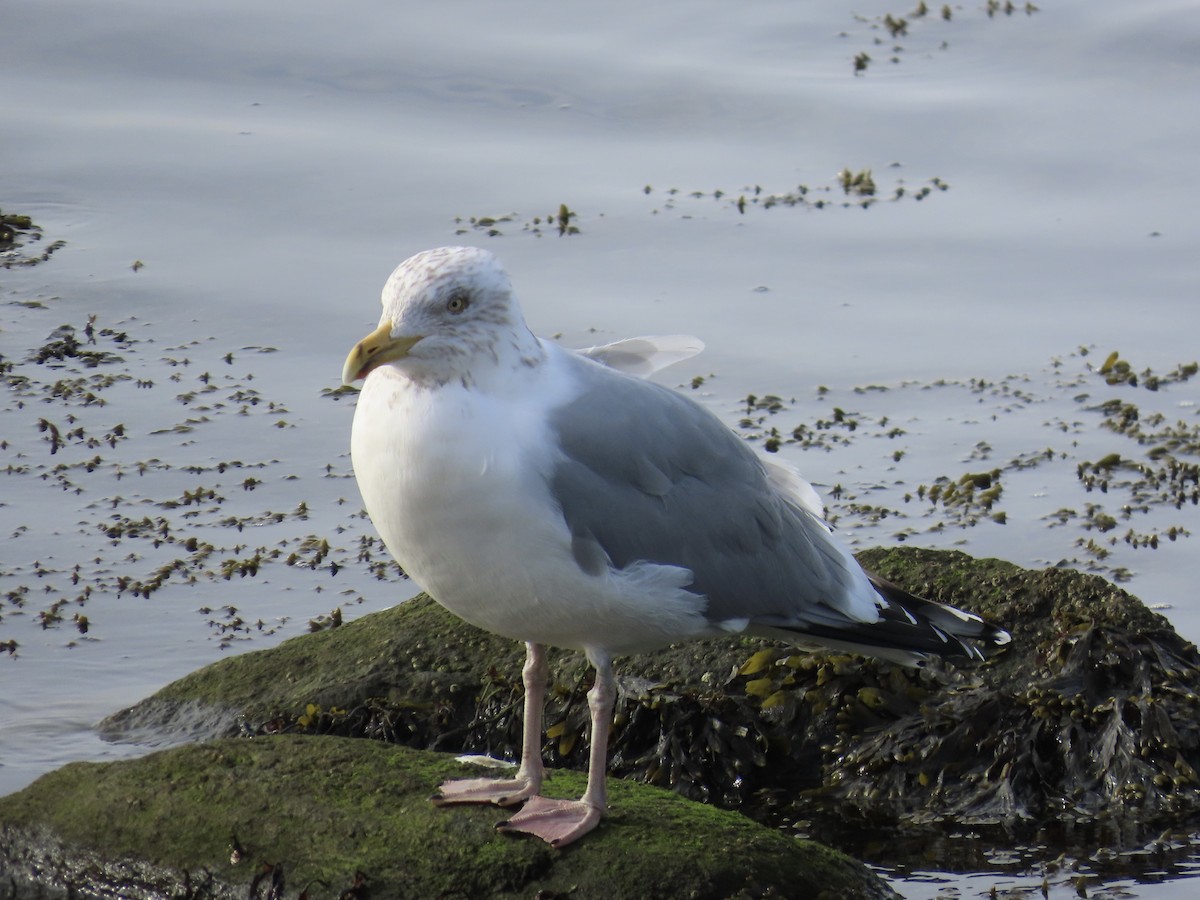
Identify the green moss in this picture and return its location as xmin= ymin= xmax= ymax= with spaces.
xmin=0 ymin=736 xmax=893 ymax=899
xmin=148 ymin=593 xmax=527 ymax=716
xmin=97 ymin=548 xmax=1200 ymax=862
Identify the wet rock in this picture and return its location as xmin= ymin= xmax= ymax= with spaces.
xmin=98 ymin=547 xmax=1200 ymax=861
xmin=0 ymin=735 xmax=893 ymax=899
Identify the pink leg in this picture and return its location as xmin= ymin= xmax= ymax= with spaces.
xmin=497 ymin=651 xmax=614 ymax=847
xmin=432 ymin=642 xmax=548 ymax=807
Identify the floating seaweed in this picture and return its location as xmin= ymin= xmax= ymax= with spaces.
xmin=648 ymin=167 xmax=949 ymax=217
xmin=1 ymin=209 xmax=66 ymax=268
xmin=451 ymin=203 xmax=581 ymax=238
xmin=844 ymin=2 xmax=1040 ymax=76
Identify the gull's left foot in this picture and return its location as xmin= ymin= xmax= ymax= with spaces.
xmin=431 ymin=776 xmax=537 ymax=808
xmin=496 ymin=795 xmax=603 ymax=847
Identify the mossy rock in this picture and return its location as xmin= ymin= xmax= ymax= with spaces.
xmin=0 ymin=735 xmax=894 ymax=899
xmin=98 ymin=547 xmax=1200 ymax=855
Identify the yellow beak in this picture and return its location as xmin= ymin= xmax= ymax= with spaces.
xmin=342 ymin=322 xmax=423 ymax=386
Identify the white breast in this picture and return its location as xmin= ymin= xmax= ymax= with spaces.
xmin=349 ymin=345 xmax=712 ymax=655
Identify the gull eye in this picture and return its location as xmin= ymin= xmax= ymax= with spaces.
xmin=446 ymin=290 xmax=470 ymax=314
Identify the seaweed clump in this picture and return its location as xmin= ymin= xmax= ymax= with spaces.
xmin=1 ymin=208 xmax=65 ymax=267
xmin=801 ymin=549 xmax=1200 ymax=843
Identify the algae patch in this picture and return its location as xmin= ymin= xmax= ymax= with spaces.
xmin=0 ymin=735 xmax=894 ymax=900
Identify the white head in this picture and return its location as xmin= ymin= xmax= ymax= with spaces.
xmin=342 ymin=247 xmax=543 ymax=388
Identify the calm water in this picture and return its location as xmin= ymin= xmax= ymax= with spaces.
xmin=3 ymin=1 xmax=1200 ymax=896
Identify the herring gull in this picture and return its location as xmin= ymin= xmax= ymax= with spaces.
xmin=342 ymin=246 xmax=1009 ymax=847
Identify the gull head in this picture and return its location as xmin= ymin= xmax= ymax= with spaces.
xmin=342 ymin=246 xmax=541 ymax=388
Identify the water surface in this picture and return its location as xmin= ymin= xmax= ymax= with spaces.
xmin=3 ymin=2 xmax=1199 ymax=896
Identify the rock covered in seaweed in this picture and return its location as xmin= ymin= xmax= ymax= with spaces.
xmin=101 ymin=547 xmax=1200 ymax=857
xmin=811 ymin=548 xmax=1200 ymax=832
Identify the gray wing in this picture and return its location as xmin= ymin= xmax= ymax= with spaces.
xmin=548 ymin=353 xmax=868 ymax=627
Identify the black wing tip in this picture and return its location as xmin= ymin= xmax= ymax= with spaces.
xmin=867 ymin=572 xmax=1010 ymax=662
xmin=762 ymin=574 xmax=1011 ymax=668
